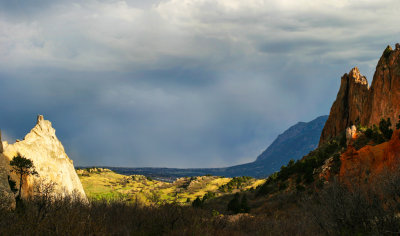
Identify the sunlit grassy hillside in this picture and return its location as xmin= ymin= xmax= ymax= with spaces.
xmin=77 ymin=168 xmax=265 ymax=205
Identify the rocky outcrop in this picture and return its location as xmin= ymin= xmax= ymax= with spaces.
xmin=0 ymin=130 xmax=16 ymax=209
xmin=76 ymin=167 xmax=112 ymax=175
xmin=2 ymin=115 xmax=87 ymax=201
xmin=320 ymin=45 xmax=400 ymax=144
xmin=320 ymin=67 xmax=369 ymax=144
xmin=339 ymin=129 xmax=400 ymax=181
xmin=345 ymin=125 xmax=357 ymax=145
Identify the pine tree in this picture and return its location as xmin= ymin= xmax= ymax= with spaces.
xmin=192 ymin=196 xmax=203 ymax=208
xmin=240 ymin=194 xmax=250 ymax=213
xmin=9 ymin=154 xmax=38 ymax=200
xmin=228 ymin=193 xmax=241 ymax=213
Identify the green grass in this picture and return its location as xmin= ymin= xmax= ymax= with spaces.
xmin=78 ymin=169 xmax=265 ymax=205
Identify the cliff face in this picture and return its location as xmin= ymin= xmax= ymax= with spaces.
xmin=1 ymin=115 xmax=87 ymax=201
xmin=0 ymin=130 xmax=16 ymax=209
xmin=319 ymin=67 xmax=369 ymax=143
xmin=320 ymin=45 xmax=400 ymax=144
xmin=368 ymin=45 xmax=400 ymax=126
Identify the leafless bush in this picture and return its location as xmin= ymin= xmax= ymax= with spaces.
xmin=304 ymin=170 xmax=400 ymax=235
xmin=3 ymin=169 xmax=400 ymax=235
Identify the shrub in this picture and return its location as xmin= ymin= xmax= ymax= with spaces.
xmin=396 ymin=115 xmax=400 ymax=130
xmin=146 ymin=176 xmax=154 ymax=181
xmin=227 ymin=193 xmax=241 ymax=213
xmin=7 ymin=176 xmax=18 ymax=194
xmin=379 ymin=118 xmax=393 ymax=140
xmin=372 ymin=125 xmax=385 ymax=144
xmin=279 ymin=182 xmax=288 ymax=191
xmin=219 ymin=176 xmax=253 ymax=192
xmin=202 ymin=191 xmax=216 ymax=201
xmin=353 ymin=134 xmax=369 ymax=150
xmin=192 ymin=196 xmax=203 ymax=208
xmin=240 ymin=194 xmax=250 ymax=213
xmin=383 ymin=45 xmax=393 ymax=58
xmin=365 ymin=128 xmax=373 ymax=138
xmin=296 ymin=184 xmax=305 ymax=192
xmin=227 ymin=193 xmax=250 ymax=213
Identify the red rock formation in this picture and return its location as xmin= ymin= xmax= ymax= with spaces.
xmin=339 ymin=130 xmax=400 ymax=180
xmin=319 ymin=67 xmax=369 ymax=143
xmin=368 ymin=46 xmax=400 ymax=126
xmin=320 ymin=45 xmax=400 ymax=144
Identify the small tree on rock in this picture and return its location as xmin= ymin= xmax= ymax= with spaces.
xmin=379 ymin=118 xmax=393 ymax=140
xmin=9 ymin=154 xmax=38 ymax=200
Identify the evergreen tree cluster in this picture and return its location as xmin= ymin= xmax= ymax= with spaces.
xmin=258 ymin=135 xmax=345 ymax=195
xmin=191 ymin=191 xmax=216 ymax=208
xmin=227 ymin=193 xmax=250 ymax=214
xmin=218 ymin=176 xmax=253 ymax=192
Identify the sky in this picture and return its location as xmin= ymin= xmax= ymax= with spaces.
xmin=0 ymin=0 xmax=399 ymax=168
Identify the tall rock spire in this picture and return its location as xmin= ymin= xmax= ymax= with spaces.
xmin=320 ymin=44 xmax=400 ymax=145
xmin=1 ymin=115 xmax=87 ymax=201
xmin=319 ymin=67 xmax=369 ymax=144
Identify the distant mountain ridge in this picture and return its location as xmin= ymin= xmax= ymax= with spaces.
xmin=96 ymin=115 xmax=328 ymax=178
xmin=256 ymin=116 xmax=329 ymax=166
xmin=220 ymin=115 xmax=328 ymax=177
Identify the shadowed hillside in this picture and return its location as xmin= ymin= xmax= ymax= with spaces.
xmin=102 ymin=115 xmax=328 ymax=179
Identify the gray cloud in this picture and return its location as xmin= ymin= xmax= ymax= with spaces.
xmin=0 ymin=0 xmax=399 ymax=168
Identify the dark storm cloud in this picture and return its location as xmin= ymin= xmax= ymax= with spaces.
xmin=0 ymin=0 xmax=399 ymax=168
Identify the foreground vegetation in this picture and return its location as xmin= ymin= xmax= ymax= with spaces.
xmin=3 ymin=168 xmax=400 ymax=235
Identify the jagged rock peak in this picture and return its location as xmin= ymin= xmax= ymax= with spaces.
xmin=23 ymin=115 xmax=59 ymax=146
xmin=37 ymin=114 xmax=44 ymax=124
xmin=348 ymin=67 xmax=368 ymax=86
xmin=320 ymin=44 xmax=400 ymax=145
xmin=319 ymin=67 xmax=370 ymax=144
xmin=1 ymin=115 xmax=87 ymax=201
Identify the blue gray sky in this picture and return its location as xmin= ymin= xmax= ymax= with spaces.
xmin=0 ymin=0 xmax=399 ymax=168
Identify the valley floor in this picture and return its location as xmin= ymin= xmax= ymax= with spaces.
xmin=77 ymin=168 xmax=265 ymax=205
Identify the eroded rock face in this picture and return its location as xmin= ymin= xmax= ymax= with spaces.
xmin=320 ymin=45 xmax=400 ymax=144
xmin=2 ymin=115 xmax=87 ymax=201
xmin=340 ymin=130 xmax=400 ymax=181
xmin=0 ymin=130 xmax=16 ymax=209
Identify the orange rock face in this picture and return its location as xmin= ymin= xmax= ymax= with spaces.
xmin=320 ymin=45 xmax=400 ymax=145
xmin=339 ymin=130 xmax=400 ymax=180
